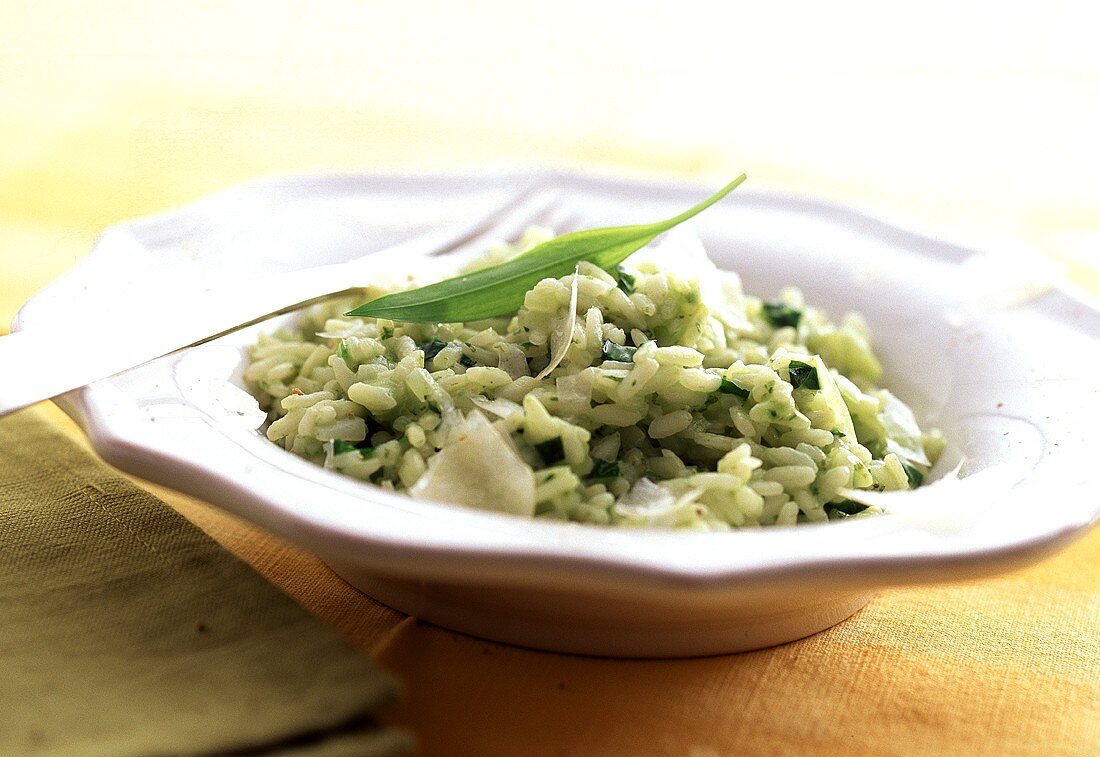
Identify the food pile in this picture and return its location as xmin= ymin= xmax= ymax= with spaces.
xmin=246 ymin=225 xmax=941 ymax=529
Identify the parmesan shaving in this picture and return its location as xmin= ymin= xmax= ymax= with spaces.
xmin=613 ymin=478 xmax=702 ymax=527
xmin=534 ymin=264 xmax=580 ymax=380
xmin=837 ymin=460 xmax=1025 ymax=534
xmin=410 ymin=411 xmax=535 ymax=516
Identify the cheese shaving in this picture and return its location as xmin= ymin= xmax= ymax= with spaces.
xmin=535 ymin=264 xmax=580 ymax=380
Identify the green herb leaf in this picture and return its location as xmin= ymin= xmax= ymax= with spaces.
xmin=825 ymin=499 xmax=869 ymax=519
xmin=601 ymin=340 xmax=637 ymax=363
xmin=458 ymin=353 xmax=477 ymax=368
xmin=346 ymin=175 xmax=747 ymax=322
xmin=337 ymin=339 xmax=352 ymax=364
xmin=615 ymin=265 xmax=636 ymax=295
xmin=763 ymin=301 xmax=802 ymax=329
xmin=418 ymin=339 xmax=448 ymax=361
xmin=719 ymin=378 xmax=750 ymax=399
xmin=903 ymin=463 xmax=924 ymax=488
xmin=587 ymin=458 xmax=621 ymax=479
xmin=534 ymin=438 xmax=565 ymax=465
xmin=334 ymin=440 xmax=375 ymax=458
xmin=788 ymin=360 xmax=820 ymax=390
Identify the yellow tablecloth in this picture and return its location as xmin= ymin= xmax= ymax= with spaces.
xmin=3 ymin=4 xmax=1098 ymax=754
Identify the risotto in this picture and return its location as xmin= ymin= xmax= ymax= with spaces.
xmin=245 ymin=226 xmax=943 ymax=529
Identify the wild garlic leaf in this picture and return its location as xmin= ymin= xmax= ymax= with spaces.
xmin=587 ymin=458 xmax=621 ymax=480
xmin=903 ymin=463 xmax=925 ymax=488
xmin=601 ymin=340 xmax=637 ymax=363
xmin=788 ymin=360 xmax=821 ymax=390
xmin=345 ymin=175 xmax=746 ymax=323
xmin=615 ymin=265 xmax=636 ymax=294
xmin=763 ymin=301 xmax=802 ymax=329
xmin=719 ymin=378 xmax=750 ymax=399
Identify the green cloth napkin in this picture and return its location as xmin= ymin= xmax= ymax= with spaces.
xmin=0 ymin=409 xmax=413 ymax=757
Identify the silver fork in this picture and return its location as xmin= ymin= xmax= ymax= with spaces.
xmin=0 ymin=188 xmax=562 ymax=417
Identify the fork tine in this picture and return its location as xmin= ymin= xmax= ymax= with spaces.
xmin=343 ymin=186 xmax=559 ymax=278
xmin=541 ymin=205 xmax=583 ymax=235
xmin=426 ymin=194 xmax=579 ymax=269
xmin=426 ymin=188 xmax=561 ymax=257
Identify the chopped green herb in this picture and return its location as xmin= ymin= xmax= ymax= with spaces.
xmin=337 ymin=339 xmax=352 ymax=364
xmin=381 ymin=326 xmax=394 ymax=340
xmin=601 ymin=340 xmax=637 ymax=363
xmin=830 ymin=428 xmax=846 ymax=439
xmin=458 ymin=354 xmax=477 ymax=368
xmin=418 ymin=339 xmax=448 ymax=361
xmin=334 ymin=440 xmax=375 ymax=458
xmin=615 ymin=265 xmax=636 ymax=294
xmin=534 ymin=438 xmax=566 ymax=465
xmin=763 ymin=301 xmax=802 ymax=329
xmin=825 ymin=499 xmax=869 ymax=518
xmin=719 ymin=379 xmax=750 ymax=399
xmin=903 ymin=463 xmax=924 ymax=488
xmin=788 ymin=360 xmax=820 ymax=390
xmin=534 ymin=501 xmax=556 ymax=516
xmin=587 ymin=459 xmax=621 ymax=479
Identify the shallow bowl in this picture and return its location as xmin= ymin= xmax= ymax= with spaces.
xmin=16 ymin=170 xmax=1100 ymax=657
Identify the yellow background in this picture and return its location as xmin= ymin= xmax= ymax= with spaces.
xmin=2 ymin=3 xmax=1097 ymax=754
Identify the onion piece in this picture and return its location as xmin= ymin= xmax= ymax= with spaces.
xmin=555 ymin=370 xmax=594 ymax=413
xmin=469 ymin=395 xmax=524 ymax=419
xmin=496 ymin=342 xmax=531 ymax=379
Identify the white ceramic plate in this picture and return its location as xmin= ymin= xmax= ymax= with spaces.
xmin=16 ymin=170 xmax=1100 ymax=657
